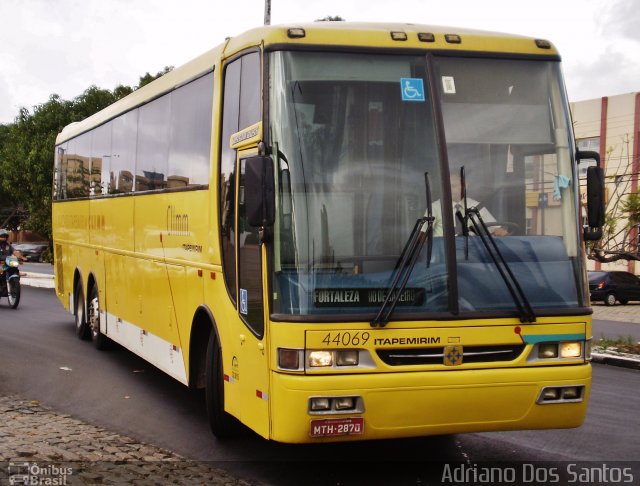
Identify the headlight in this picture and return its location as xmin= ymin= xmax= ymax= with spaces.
xmin=278 ymin=348 xmax=374 ymax=371
xmin=538 ymin=343 xmax=558 ymax=359
xmin=560 ymin=341 xmax=582 ymax=358
xmin=533 ymin=341 xmax=585 ymax=362
xmin=336 ymin=350 xmax=359 ymax=366
xmin=308 ymin=350 xmax=333 ymax=367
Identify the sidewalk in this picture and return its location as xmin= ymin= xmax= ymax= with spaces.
xmin=591 ymin=302 xmax=640 ymax=324
xmin=20 ymin=270 xmax=55 ymax=289
xmin=0 ymin=396 xmax=251 ymax=485
xmin=590 ymin=303 xmax=640 ymax=370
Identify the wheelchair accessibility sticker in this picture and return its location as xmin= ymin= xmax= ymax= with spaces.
xmin=400 ymin=78 xmax=425 ymax=102
xmin=240 ymin=288 xmax=248 ymax=315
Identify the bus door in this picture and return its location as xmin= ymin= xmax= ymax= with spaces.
xmin=220 ymin=50 xmax=269 ymax=436
xmin=236 ymin=146 xmax=270 ymax=437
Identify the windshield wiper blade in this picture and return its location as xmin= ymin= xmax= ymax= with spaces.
xmin=466 ymin=207 xmax=536 ymax=323
xmin=371 ymin=173 xmax=434 ymax=328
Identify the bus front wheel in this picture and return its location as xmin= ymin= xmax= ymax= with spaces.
xmin=205 ymin=332 xmax=241 ymax=439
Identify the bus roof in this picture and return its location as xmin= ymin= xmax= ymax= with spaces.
xmin=56 ymin=22 xmax=559 ymax=144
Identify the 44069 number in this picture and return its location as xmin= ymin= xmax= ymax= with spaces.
xmin=321 ymin=331 xmax=370 ymax=347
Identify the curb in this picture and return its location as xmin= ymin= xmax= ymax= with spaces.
xmin=20 ymin=272 xmax=55 ymax=289
xmin=591 ymin=352 xmax=640 ymax=370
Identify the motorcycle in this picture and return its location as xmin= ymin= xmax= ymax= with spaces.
xmin=0 ymin=255 xmax=21 ymax=309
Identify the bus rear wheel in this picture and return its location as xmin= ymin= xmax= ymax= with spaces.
xmin=75 ymin=281 xmax=90 ymax=339
xmin=88 ymin=285 xmax=109 ymax=350
xmin=205 ymin=332 xmax=241 ymax=439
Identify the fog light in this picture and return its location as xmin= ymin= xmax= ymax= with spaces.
xmin=542 ymin=388 xmax=559 ymax=400
xmin=336 ymin=350 xmax=359 ymax=366
xmin=562 ymin=387 xmax=580 ymax=399
xmin=334 ymin=397 xmax=355 ymax=410
xmin=308 ymin=351 xmax=333 ymax=367
xmin=560 ymin=342 xmax=581 ymax=358
xmin=310 ymin=397 xmax=331 ymax=411
xmin=538 ymin=343 xmax=558 ymax=359
xmin=278 ymin=348 xmax=300 ymax=370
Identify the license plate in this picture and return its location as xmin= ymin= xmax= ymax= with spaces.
xmin=310 ymin=417 xmax=364 ymax=437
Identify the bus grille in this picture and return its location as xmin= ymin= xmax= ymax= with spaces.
xmin=377 ymin=345 xmax=525 ymax=366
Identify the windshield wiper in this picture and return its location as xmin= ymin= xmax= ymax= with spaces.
xmin=455 ymin=166 xmax=535 ymax=323
xmin=371 ymin=172 xmax=434 ymax=328
xmin=465 ymin=206 xmax=536 ymax=323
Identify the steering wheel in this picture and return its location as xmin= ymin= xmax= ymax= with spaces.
xmin=485 ymin=221 xmax=520 ymax=236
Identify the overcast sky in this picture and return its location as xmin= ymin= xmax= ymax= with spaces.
xmin=1 ymin=0 xmax=638 ymax=124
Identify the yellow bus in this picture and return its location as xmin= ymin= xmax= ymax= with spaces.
xmin=53 ymin=22 xmax=605 ymax=443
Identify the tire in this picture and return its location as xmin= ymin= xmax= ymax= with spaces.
xmin=205 ymin=331 xmax=241 ymax=439
xmin=619 ymin=299 xmax=629 ymax=305
xmin=7 ymin=278 xmax=20 ymax=309
xmin=604 ymin=293 xmax=617 ymax=306
xmin=75 ymin=281 xmax=90 ymax=339
xmin=88 ymin=285 xmax=109 ymax=350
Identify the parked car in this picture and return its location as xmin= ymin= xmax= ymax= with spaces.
xmin=12 ymin=243 xmax=48 ymax=262
xmin=588 ymin=270 xmax=640 ymax=306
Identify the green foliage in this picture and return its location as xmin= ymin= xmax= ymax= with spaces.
xmin=0 ymin=77 xmax=144 ymax=239
xmin=619 ymin=191 xmax=640 ymax=227
xmin=137 ymin=66 xmax=173 ymax=89
xmin=315 ymin=15 xmax=345 ymax=21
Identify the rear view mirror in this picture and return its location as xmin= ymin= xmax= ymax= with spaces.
xmin=577 ymin=150 xmax=604 ymax=241
xmin=244 ymin=155 xmax=275 ymax=228
xmin=585 ymin=166 xmax=605 ymax=239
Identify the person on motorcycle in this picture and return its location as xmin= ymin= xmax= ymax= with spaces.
xmin=0 ymin=229 xmax=26 ymax=275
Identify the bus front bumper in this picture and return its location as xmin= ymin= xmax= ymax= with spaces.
xmin=269 ymin=364 xmax=591 ymax=443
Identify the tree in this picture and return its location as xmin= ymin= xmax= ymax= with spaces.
xmin=315 ymin=16 xmax=345 ymax=21
xmin=137 ymin=66 xmax=173 ymax=89
xmin=589 ymin=182 xmax=640 ymax=263
xmin=0 ymin=83 xmax=137 ymax=242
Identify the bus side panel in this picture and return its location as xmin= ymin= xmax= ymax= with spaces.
xmin=90 ymin=197 xmax=134 ymax=253
xmin=52 ymin=200 xmax=90 ymax=309
xmin=98 ymin=195 xmax=134 ymax=326
xmin=103 ymin=250 xmax=189 ymax=383
xmin=131 ymin=190 xmax=212 ymax=378
xmin=203 ymin=273 xmax=244 ymax=422
xmin=133 ymin=191 xmax=210 ymax=264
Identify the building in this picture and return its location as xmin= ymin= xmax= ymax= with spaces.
xmin=570 ymin=92 xmax=640 ymax=274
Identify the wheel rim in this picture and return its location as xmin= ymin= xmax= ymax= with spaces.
xmin=89 ymin=295 xmax=100 ymax=339
xmin=606 ymin=294 xmax=616 ymax=305
xmin=7 ymin=280 xmax=19 ymax=307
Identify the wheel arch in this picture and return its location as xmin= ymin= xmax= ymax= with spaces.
xmin=189 ymin=305 xmax=220 ymax=389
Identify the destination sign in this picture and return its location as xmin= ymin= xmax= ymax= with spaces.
xmin=313 ymin=288 xmax=424 ymax=307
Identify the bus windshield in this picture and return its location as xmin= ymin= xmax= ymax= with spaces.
xmin=268 ymin=50 xmax=584 ymax=318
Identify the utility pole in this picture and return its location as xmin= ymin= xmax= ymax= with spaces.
xmin=264 ymin=0 xmax=271 ymax=25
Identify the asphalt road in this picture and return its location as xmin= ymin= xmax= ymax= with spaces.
xmin=1 ymin=287 xmax=639 ymax=485
xmin=593 ymin=316 xmax=640 ymax=342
